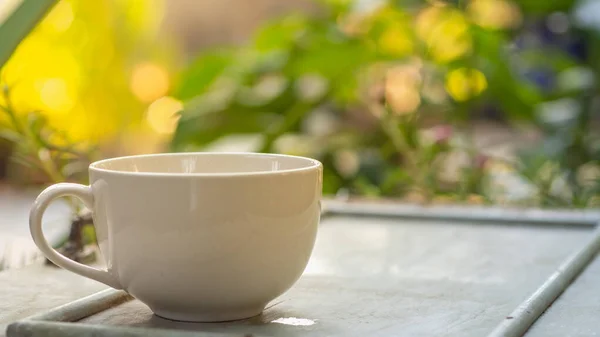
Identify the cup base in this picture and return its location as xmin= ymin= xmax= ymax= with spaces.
xmin=152 ymin=305 xmax=265 ymax=323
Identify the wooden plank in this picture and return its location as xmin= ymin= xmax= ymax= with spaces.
xmin=7 ymin=215 xmax=594 ymax=336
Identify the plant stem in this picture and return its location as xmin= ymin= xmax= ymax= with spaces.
xmin=1 ymin=88 xmax=24 ymax=134
xmin=258 ymin=96 xmax=327 ymax=153
xmin=0 ymin=0 xmax=58 ymax=69
xmin=0 ymin=87 xmax=82 ymax=212
xmin=380 ymin=110 xmax=433 ymax=201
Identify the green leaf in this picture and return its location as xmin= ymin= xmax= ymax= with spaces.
xmin=471 ymin=27 xmax=543 ymax=120
xmin=82 ymin=224 xmax=97 ymax=245
xmin=9 ymin=151 xmax=38 ymax=170
xmin=517 ymin=49 xmax=579 ymax=73
xmin=287 ymin=34 xmax=375 ymax=104
xmin=235 ymin=74 xmax=295 ymax=114
xmin=380 ymin=168 xmax=411 ymax=194
xmin=172 ymin=50 xmax=235 ymax=101
xmin=322 ymin=168 xmax=343 ymax=195
xmin=254 ymin=15 xmax=309 ymax=51
xmin=171 ymin=102 xmax=281 ymax=151
xmin=314 ymin=0 xmax=353 ymax=17
xmin=518 ymin=0 xmax=574 ymax=14
xmin=397 ymin=117 xmax=419 ymax=150
xmin=0 ymin=129 xmax=21 ymax=143
xmin=289 ymin=37 xmax=370 ymax=78
xmin=353 ymin=176 xmax=382 ymax=197
xmin=0 ymin=0 xmax=58 ymax=69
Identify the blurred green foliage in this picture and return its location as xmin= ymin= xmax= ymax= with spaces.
xmin=172 ymin=0 xmax=600 ymax=207
xmin=0 ymin=0 xmax=175 ymax=265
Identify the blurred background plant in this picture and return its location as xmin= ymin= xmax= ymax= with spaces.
xmin=1 ymin=0 xmax=600 ymax=206
xmin=1 ymin=0 xmax=600 ymax=268
xmin=0 ymin=0 xmax=181 ymax=266
xmin=1 ymin=0 xmax=179 ymax=185
xmin=171 ymin=0 xmax=600 ymax=207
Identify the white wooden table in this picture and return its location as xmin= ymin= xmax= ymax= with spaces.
xmin=1 ymin=204 xmax=599 ymax=337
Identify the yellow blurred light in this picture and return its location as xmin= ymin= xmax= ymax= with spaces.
xmin=130 ymin=62 xmax=170 ymax=103
xmin=445 ymin=68 xmax=488 ymax=102
xmin=38 ymin=78 xmax=75 ymax=112
xmin=43 ymin=1 xmax=74 ymax=32
xmin=415 ymin=6 xmax=471 ymax=63
xmin=378 ymin=25 xmax=414 ymax=57
xmin=468 ymin=0 xmax=522 ymax=30
xmin=146 ymin=96 xmax=182 ymax=135
xmin=385 ymin=65 xmax=422 ymax=115
xmin=0 ymin=0 xmax=173 ymax=146
xmin=122 ymin=0 xmax=165 ymax=37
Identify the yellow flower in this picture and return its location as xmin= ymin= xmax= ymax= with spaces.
xmin=415 ymin=6 xmax=471 ymax=63
xmin=468 ymin=0 xmax=522 ymax=30
xmin=445 ymin=68 xmax=488 ymax=102
xmin=378 ymin=24 xmax=414 ymax=57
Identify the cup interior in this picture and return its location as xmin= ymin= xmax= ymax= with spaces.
xmin=90 ymin=152 xmax=321 ymax=175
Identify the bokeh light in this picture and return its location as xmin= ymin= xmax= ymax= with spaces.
xmin=0 ymin=0 xmax=173 ymax=147
xmin=385 ymin=63 xmax=422 ymax=115
xmin=130 ymin=62 xmax=170 ymax=103
xmin=145 ymin=96 xmax=182 ymax=135
xmin=38 ymin=78 xmax=75 ymax=112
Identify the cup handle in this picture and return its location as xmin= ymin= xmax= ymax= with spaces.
xmin=29 ymin=183 xmax=122 ymax=289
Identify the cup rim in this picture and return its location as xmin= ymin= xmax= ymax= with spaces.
xmin=89 ymin=152 xmax=322 ymax=178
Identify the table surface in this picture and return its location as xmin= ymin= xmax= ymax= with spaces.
xmin=526 ymin=252 xmax=600 ymax=337
xmin=0 ymin=187 xmax=70 ymax=270
xmin=1 ymin=214 xmax=599 ymax=336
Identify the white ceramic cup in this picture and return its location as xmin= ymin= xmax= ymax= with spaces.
xmin=29 ymin=152 xmax=322 ymax=322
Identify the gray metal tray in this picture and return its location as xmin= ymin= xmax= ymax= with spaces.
xmin=7 ymin=200 xmax=600 ymax=337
